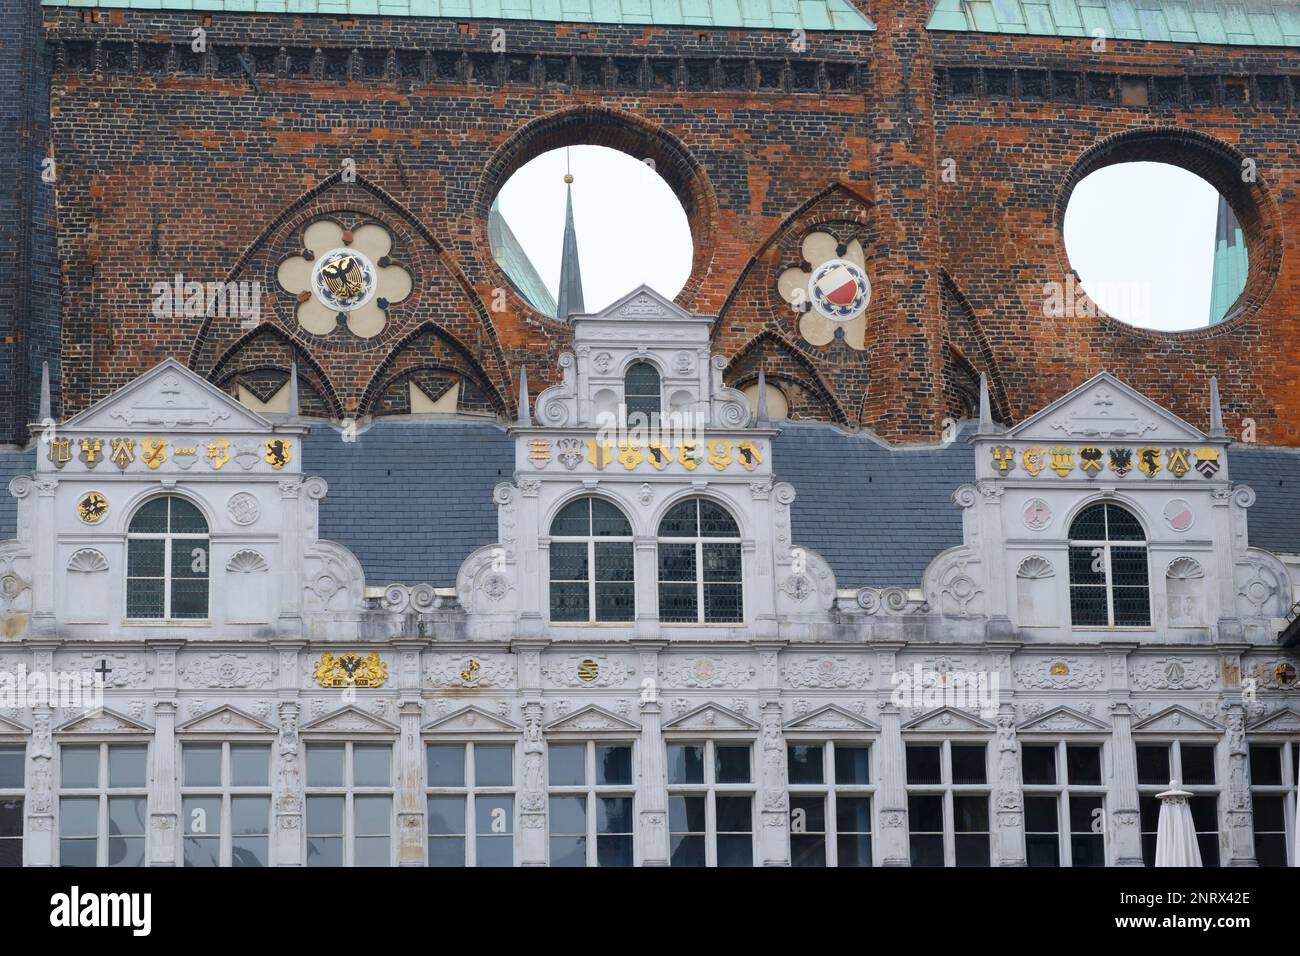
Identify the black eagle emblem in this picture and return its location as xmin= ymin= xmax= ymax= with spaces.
xmin=320 ymin=254 xmax=366 ymax=300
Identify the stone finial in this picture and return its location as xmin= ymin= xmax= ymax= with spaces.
xmin=1209 ymin=376 xmax=1226 ymax=438
xmin=287 ymin=362 xmax=300 ymax=418
xmin=755 ymin=368 xmax=770 ymax=427
xmin=39 ymin=361 xmax=51 ymax=422
xmin=517 ymin=365 xmax=532 ymax=427
xmin=976 ymin=372 xmax=993 ymax=435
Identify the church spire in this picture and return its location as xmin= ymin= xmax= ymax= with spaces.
xmin=556 ymin=156 xmax=586 ymax=320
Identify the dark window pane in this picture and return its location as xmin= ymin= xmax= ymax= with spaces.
xmin=1068 ymin=546 xmax=1106 ymax=585
xmin=909 ymin=833 xmax=944 ymax=866
xmin=597 ymin=796 xmax=634 ymax=834
xmin=837 ymin=832 xmax=872 ymax=867
xmin=550 ymin=834 xmax=586 ymax=868
xmin=955 ymin=833 xmax=990 ymax=867
xmin=172 ymin=540 xmax=208 ymax=579
xmin=1105 ymin=504 xmax=1145 ymax=541
xmin=169 ymin=497 xmax=208 ymax=533
xmin=61 ymin=748 xmax=99 ymax=789
xmin=698 ymin=500 xmax=739 ymax=537
xmin=547 ymin=744 xmax=585 ymax=788
xmin=1139 ymin=794 xmax=1160 ymax=834
xmin=594 ymin=583 xmax=635 ymax=622
xmin=1249 ymin=745 xmax=1283 ymax=786
xmin=550 ymin=499 xmax=591 ymax=537
xmin=597 ymin=833 xmax=634 ymax=867
xmin=126 ymin=578 xmax=165 ymax=619
xmin=658 ymin=501 xmax=699 ymax=537
xmin=667 ymin=745 xmax=704 ymax=785
xmin=715 ymin=796 xmax=752 ymax=833
xmin=954 ymin=795 xmax=989 ymax=832
xmin=231 ymin=745 xmax=270 ymax=788
xmin=668 ymin=795 xmax=706 ymax=834
xmin=791 ymin=833 xmax=826 ymax=867
xmin=595 ymin=746 xmax=633 ymax=787
xmin=717 ymin=833 xmax=753 ymax=867
xmin=715 ymin=746 xmax=750 ymax=784
xmin=658 ymin=583 xmax=697 ymax=622
xmin=1068 ymin=503 xmax=1107 ymax=541
xmin=670 ymin=834 xmax=706 ymax=867
xmin=474 ymin=745 xmax=513 ymax=788
xmin=549 ymin=542 xmax=589 ymax=580
xmin=594 ymin=541 xmax=634 ymax=581
xmin=1110 ymin=546 xmax=1149 ymax=583
xmin=0 ymin=799 xmax=23 ymax=840
xmin=182 ymin=745 xmax=221 ymax=787
xmin=837 ymin=796 xmax=872 ymax=834
xmin=109 ymin=746 xmax=148 ymax=789
xmin=1069 ymin=795 xmax=1104 ymax=834
xmin=906 ymin=745 xmax=942 ymax=785
xmin=1026 ymin=834 xmax=1060 ymax=867
xmin=657 ymin=542 xmax=696 ymax=582
xmin=951 ymin=745 xmax=987 ymax=785
xmin=1066 ymin=745 xmax=1102 ymax=786
xmin=128 ymin=497 xmax=170 ymax=533
xmin=127 ymin=538 xmax=165 ymax=577
xmin=1069 ymin=584 xmax=1109 ymax=627
xmin=1253 ymin=793 xmax=1285 ymax=831
xmin=1255 ymin=832 xmax=1288 ymax=867
xmin=703 ymin=583 xmax=743 ymax=623
xmin=1021 ymin=746 xmax=1056 ymax=786
xmin=835 ymin=745 xmax=870 ymax=786
xmin=1197 ymin=831 xmax=1220 ymax=867
xmin=787 ymin=745 xmax=824 ymax=785
xmin=427 ymin=745 xmax=465 ymax=788
xmin=306 ymin=745 xmax=344 ymax=788
xmin=624 ymin=363 xmax=661 ymax=412
xmin=550 ymin=582 xmax=589 ymax=622
xmin=1182 ymin=745 xmax=1216 ymax=786
xmin=790 ymin=795 xmax=826 ymax=834
xmin=1024 ymin=795 xmax=1058 ymax=832
xmin=170 ymin=576 xmax=209 ymax=619
xmin=549 ymin=795 xmax=586 ymax=835
xmin=1112 ymin=587 xmax=1151 ymax=627
xmin=589 ymin=499 xmax=632 ymax=537
xmin=1189 ymin=795 xmax=1218 ymax=833
xmin=0 ymin=748 xmax=26 ymax=790
xmin=1071 ymin=833 xmax=1106 ymax=867
xmin=1136 ymin=745 xmax=1171 ymax=786
xmin=426 ymin=796 xmax=466 ymax=836
xmin=702 ymin=542 xmax=742 ymax=580
xmin=907 ymin=794 xmax=943 ymax=832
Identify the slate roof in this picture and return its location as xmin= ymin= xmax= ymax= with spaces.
xmin=41 ymin=0 xmax=878 ymax=31
xmin=1 ymin=424 xmax=1296 ymax=589
xmin=927 ymin=0 xmax=1300 ymax=47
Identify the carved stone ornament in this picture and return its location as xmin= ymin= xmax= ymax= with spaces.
xmin=1130 ymin=657 xmax=1217 ymax=691
xmin=180 ymin=654 xmax=276 ymax=689
xmin=311 ymin=652 xmax=389 ymax=688
xmin=781 ymin=655 xmax=872 ymax=689
xmin=542 ymin=655 xmax=634 ymax=689
xmin=1014 ymin=657 xmax=1105 ymax=690
xmin=424 ymin=655 xmax=513 ymax=689
xmin=659 ymin=656 xmax=756 ymax=689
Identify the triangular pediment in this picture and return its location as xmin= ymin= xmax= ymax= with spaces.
xmin=785 ymin=704 xmax=879 ymax=733
xmin=423 ymin=705 xmax=519 ymax=734
xmin=902 ymin=706 xmax=995 ymax=733
xmin=586 ymin=285 xmax=705 ymax=324
xmin=1248 ymin=707 xmax=1300 ymax=733
xmin=55 ymin=708 xmax=151 ymax=735
xmin=1133 ymin=705 xmax=1222 ymax=734
xmin=1007 ymin=371 xmax=1207 ymax=443
xmin=1017 ymin=706 xmax=1110 ymax=734
xmin=62 ymin=358 xmax=275 ymax=433
xmin=545 ymin=705 xmax=641 ymax=734
xmin=301 ymin=705 xmax=399 ymax=735
xmin=179 ymin=705 xmax=276 ymax=735
xmin=663 ymin=702 xmax=758 ymax=732
xmin=0 ymin=713 xmax=31 ymax=735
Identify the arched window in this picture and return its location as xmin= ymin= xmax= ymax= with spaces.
xmin=1068 ymin=502 xmax=1149 ymax=628
xmin=624 ymin=363 xmax=661 ymax=423
xmin=658 ymin=499 xmax=742 ymax=624
xmin=126 ymin=496 xmax=210 ymax=620
xmin=549 ymin=498 xmax=634 ymax=623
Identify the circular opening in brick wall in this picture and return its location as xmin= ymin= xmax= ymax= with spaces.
xmin=490 ymin=146 xmax=692 ymax=318
xmin=1057 ymin=129 xmax=1279 ymax=334
xmin=477 ymin=107 xmax=713 ymax=318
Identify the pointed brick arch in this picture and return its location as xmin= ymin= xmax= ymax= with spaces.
xmin=724 ymin=330 xmax=848 ymax=425
xmin=940 ymin=271 xmax=1009 ymax=424
xmin=358 ymin=321 xmax=507 ymax=419
xmin=208 ymin=323 xmax=341 ymax=418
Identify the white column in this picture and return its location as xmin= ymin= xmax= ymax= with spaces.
xmin=876 ymin=702 xmax=910 ymax=865
xmin=1223 ymin=704 xmax=1256 ymax=866
xmin=638 ymin=698 xmax=669 ymax=865
xmin=758 ymin=700 xmax=789 ymax=865
xmin=518 ymin=701 xmax=547 ymax=866
xmin=148 ymin=700 xmax=179 ymax=865
xmin=396 ymin=700 xmax=425 ymax=866
xmin=24 ymin=706 xmax=55 ymax=866
xmin=1108 ymin=702 xmax=1144 ymax=866
xmin=993 ymin=705 xmax=1026 ymax=866
xmin=273 ymin=701 xmax=303 ymax=865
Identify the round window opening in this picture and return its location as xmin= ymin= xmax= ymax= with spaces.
xmin=1063 ymin=162 xmax=1248 ymax=331
xmin=489 ymin=145 xmax=693 ymax=319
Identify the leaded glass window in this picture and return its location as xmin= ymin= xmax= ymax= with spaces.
xmin=126 ymin=496 xmax=209 ymax=620
xmin=624 ymin=362 xmax=661 ymax=423
xmin=549 ymin=498 xmax=634 ymax=623
xmin=1068 ymin=502 xmax=1149 ymax=628
xmin=657 ymin=499 xmax=742 ymax=624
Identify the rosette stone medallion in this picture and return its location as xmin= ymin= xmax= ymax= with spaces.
xmin=776 ymin=230 xmax=869 ymax=350
xmin=276 ymin=218 xmax=413 ymax=339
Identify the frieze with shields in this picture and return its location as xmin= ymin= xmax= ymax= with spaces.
xmin=526 ymin=437 xmax=766 ymax=474
xmin=45 ymin=436 xmax=292 ymax=472
xmin=990 ymin=445 xmax=1222 ymax=479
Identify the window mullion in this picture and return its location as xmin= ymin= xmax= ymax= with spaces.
xmin=163 ymin=536 xmax=173 ymax=620
xmin=588 ymin=540 xmax=597 ymax=624
xmin=1103 ymin=545 xmax=1115 ymax=627
xmin=696 ymin=540 xmax=705 ymax=623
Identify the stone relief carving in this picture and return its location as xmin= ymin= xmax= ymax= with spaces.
xmin=226 ymin=550 xmax=269 ymax=573
xmin=923 ymin=546 xmax=985 ymax=619
xmin=781 ymin=655 xmax=872 ymax=690
xmin=659 ymin=656 xmax=755 ymax=689
xmin=179 ymin=653 xmax=277 ymax=689
xmin=1235 ymin=550 xmax=1291 ymax=619
xmin=1014 ymin=658 xmax=1105 ymax=690
xmin=856 ymin=586 xmax=910 ymax=614
xmin=1129 ymin=657 xmax=1217 ymax=691
xmin=1165 ymin=556 xmax=1206 ymax=627
xmin=542 ymin=655 xmax=636 ymax=689
xmin=66 ymin=549 xmax=109 ymax=573
xmin=302 ymin=540 xmax=366 ymax=612
xmin=424 ymin=655 xmax=514 ymax=689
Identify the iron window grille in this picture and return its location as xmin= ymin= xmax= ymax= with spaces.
xmin=549 ymin=498 xmax=635 ymax=623
xmin=657 ymin=498 xmax=743 ymax=624
xmin=126 ymin=496 xmax=210 ymax=621
xmin=1067 ymin=502 xmax=1151 ymax=628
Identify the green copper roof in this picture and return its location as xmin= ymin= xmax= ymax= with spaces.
xmin=488 ymin=198 xmax=557 ymax=317
xmin=1208 ymin=195 xmax=1248 ymax=324
xmin=927 ymin=0 xmax=1300 ymax=47
xmin=41 ymin=0 xmax=877 ymax=31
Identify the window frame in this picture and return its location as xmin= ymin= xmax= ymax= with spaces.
xmin=1018 ymin=737 xmax=1108 ymax=867
xmin=56 ymin=740 xmax=151 ymax=867
xmin=424 ymin=739 xmax=518 ymax=868
xmin=1246 ymin=737 xmax=1299 ymax=867
xmin=177 ymin=739 xmax=274 ymax=867
xmin=1134 ymin=737 xmax=1222 ymax=866
xmin=664 ymin=737 xmax=756 ymax=867
xmin=784 ymin=736 xmax=876 ymax=867
xmin=622 ymin=361 xmax=663 ymax=423
xmin=1067 ymin=501 xmax=1152 ymax=630
xmin=545 ymin=738 xmax=638 ymax=867
xmin=302 ymin=739 xmax=396 ymax=868
xmin=124 ymin=494 xmax=211 ymax=623
xmin=0 ymin=741 xmax=25 ymax=868
xmin=902 ymin=736 xmax=992 ymax=867
xmin=656 ymin=497 xmax=745 ymax=626
xmin=547 ymin=496 xmax=636 ymax=625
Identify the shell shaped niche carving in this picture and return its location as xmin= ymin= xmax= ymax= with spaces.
xmin=1166 ymin=556 xmax=1204 ymax=580
xmin=1016 ymin=556 xmax=1055 ymax=579
xmin=67 ymin=549 xmax=110 ymax=573
xmin=226 ymin=550 xmax=270 ymax=573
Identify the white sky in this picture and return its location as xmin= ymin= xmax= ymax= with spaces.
xmin=495 ymin=145 xmax=693 ymax=313
xmin=1064 ymin=161 xmax=1220 ymax=331
xmin=499 ymin=150 xmax=1223 ymax=332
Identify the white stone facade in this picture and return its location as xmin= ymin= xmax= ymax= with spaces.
xmin=1 ymin=287 xmax=1298 ymax=867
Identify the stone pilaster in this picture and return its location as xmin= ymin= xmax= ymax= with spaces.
xmin=993 ymin=705 xmax=1026 ymax=866
xmin=758 ymin=700 xmax=789 ymax=865
xmin=1108 ymin=702 xmax=1144 ymax=866
xmin=876 ymin=702 xmax=910 ymax=866
xmin=518 ymin=700 xmax=547 ymax=866
xmin=638 ymin=697 xmax=669 ymax=865
xmin=396 ymin=700 xmax=425 ymax=866
xmin=1223 ymin=704 xmax=1256 ymax=866
xmin=273 ymin=701 xmax=303 ymax=865
xmin=24 ymin=706 xmax=55 ymax=866
xmin=148 ymin=700 xmax=179 ymax=865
